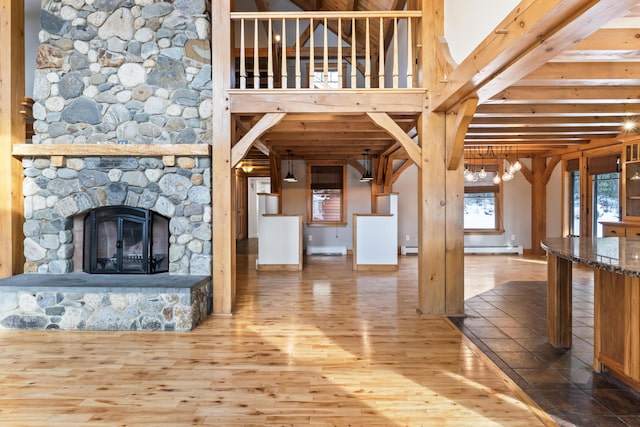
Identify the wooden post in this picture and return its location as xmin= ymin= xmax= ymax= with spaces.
xmin=0 ymin=0 xmax=25 ymax=277
xmin=414 ymin=0 xmax=462 ymax=315
xmin=531 ymin=157 xmax=547 ymax=256
xmin=211 ymin=0 xmax=236 ymax=314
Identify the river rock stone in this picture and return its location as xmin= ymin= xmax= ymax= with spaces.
xmin=61 ymin=97 xmax=101 ymax=124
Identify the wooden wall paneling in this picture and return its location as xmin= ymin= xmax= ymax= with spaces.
xmin=546 ymin=252 xmax=572 ymax=348
xmin=212 ymin=1 xmax=235 ymax=314
xmin=0 ymin=0 xmax=25 ymax=277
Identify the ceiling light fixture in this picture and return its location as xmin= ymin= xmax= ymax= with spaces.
xmin=360 ymin=149 xmax=373 ymax=182
xmin=283 ymin=149 xmax=297 ymax=183
xmin=624 ymin=119 xmax=637 ymax=132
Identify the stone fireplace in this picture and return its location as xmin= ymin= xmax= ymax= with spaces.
xmin=0 ymin=0 xmax=216 ymax=331
xmin=25 ymin=0 xmax=213 ymax=276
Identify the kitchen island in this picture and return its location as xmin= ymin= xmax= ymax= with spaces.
xmin=541 ymin=237 xmax=640 ymax=391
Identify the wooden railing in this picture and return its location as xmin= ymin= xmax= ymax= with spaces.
xmin=231 ymin=11 xmax=422 ymax=90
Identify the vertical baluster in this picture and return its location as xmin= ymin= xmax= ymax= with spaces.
xmin=309 ymin=18 xmax=314 ymax=88
xmin=406 ymin=17 xmax=413 ymax=88
xmin=337 ymin=17 xmax=342 ymax=89
xmin=378 ymin=17 xmax=384 ymax=88
xmin=393 ymin=17 xmax=399 ymax=88
xmin=323 ymin=18 xmax=328 ymax=88
xmin=365 ymin=17 xmax=370 ymax=89
xmin=281 ymin=18 xmax=287 ymax=89
xmin=240 ymin=19 xmax=246 ymax=89
xmin=267 ymin=19 xmax=273 ymax=89
xmin=351 ymin=17 xmax=357 ymax=88
xmin=253 ymin=18 xmax=259 ymax=88
xmin=295 ymin=18 xmax=301 ymax=89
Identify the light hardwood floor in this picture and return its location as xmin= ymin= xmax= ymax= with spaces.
xmin=0 ymin=250 xmax=562 ymax=426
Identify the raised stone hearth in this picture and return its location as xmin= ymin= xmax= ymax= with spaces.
xmin=0 ymin=274 xmax=211 ymax=331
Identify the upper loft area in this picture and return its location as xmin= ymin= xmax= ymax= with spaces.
xmin=231 ymin=1 xmax=422 ymax=90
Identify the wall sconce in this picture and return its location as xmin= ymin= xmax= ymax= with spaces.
xmin=359 ymin=149 xmax=373 ymax=182
xmin=283 ymin=149 xmax=297 ymax=183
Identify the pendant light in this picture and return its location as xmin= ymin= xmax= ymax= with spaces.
xmin=360 ymin=149 xmax=373 ymax=182
xmin=283 ymin=150 xmax=297 ymax=183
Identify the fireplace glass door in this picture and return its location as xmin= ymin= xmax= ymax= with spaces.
xmin=84 ymin=206 xmax=169 ymax=274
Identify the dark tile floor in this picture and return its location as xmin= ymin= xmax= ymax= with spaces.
xmin=450 ymin=280 xmax=640 ymax=427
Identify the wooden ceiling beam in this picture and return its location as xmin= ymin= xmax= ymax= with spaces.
xmin=470 ymin=116 xmax=630 ymax=126
xmin=265 ymin=131 xmax=394 ymax=140
xmin=231 ymin=113 xmax=286 ymax=167
xmin=467 ymin=126 xmax=623 ymax=134
xmin=475 ymin=103 xmax=640 ymax=116
xmin=367 ymin=112 xmax=422 ymax=167
xmin=431 ymin=0 xmax=638 ymax=112
xmin=518 ymin=62 xmax=640 ymax=84
xmin=489 ymin=86 xmax=640 ymax=103
xmin=568 ymin=28 xmax=640 ymax=51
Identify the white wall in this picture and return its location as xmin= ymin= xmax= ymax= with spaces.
xmin=393 ymin=163 xmax=536 ymax=251
xmin=444 ymin=0 xmax=520 ymax=64
xmin=280 ymin=160 xmax=371 ymax=250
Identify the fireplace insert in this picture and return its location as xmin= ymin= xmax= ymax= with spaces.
xmin=83 ymin=206 xmax=169 ymax=274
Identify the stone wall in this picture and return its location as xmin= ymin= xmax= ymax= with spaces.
xmin=0 ymin=276 xmax=212 ymax=331
xmin=23 ymin=155 xmax=211 ymax=274
xmin=33 ymin=0 xmax=212 ymax=145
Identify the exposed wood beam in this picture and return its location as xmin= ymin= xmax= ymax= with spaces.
xmin=431 ymin=0 xmax=638 ymax=112
xmin=568 ymin=28 xmax=640 ymax=51
xmin=231 ymin=113 xmax=286 ymax=167
xmin=366 ymin=112 xmax=422 ymax=167
xmin=229 ymin=90 xmax=426 ymax=114
xmin=235 ymin=116 xmax=272 ymax=156
xmin=489 ymin=86 xmax=640 ymax=103
xmin=211 ymin=1 xmax=235 ymax=314
xmin=392 ymin=159 xmax=412 ymax=183
xmin=470 ymin=116 xmax=629 ymax=126
xmin=0 ymin=0 xmax=25 ymax=277
xmin=265 ymin=131 xmax=393 ymax=140
xmin=517 ymin=62 xmax=640 ymax=86
xmin=475 ymin=103 xmax=640 ymax=117
xmin=446 ymin=98 xmax=478 ymax=170
xmin=543 ymin=155 xmax=562 ymax=184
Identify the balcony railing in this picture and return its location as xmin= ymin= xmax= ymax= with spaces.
xmin=231 ymin=11 xmax=422 ymax=90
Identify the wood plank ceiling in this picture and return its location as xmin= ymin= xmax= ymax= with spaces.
xmin=235 ymin=1 xmax=640 ymax=171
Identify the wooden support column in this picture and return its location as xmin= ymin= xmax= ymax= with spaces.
xmin=414 ymin=0 xmax=462 ymax=315
xmin=211 ymin=1 xmax=235 ymax=314
xmin=531 ymin=157 xmax=547 ymax=256
xmin=0 ymin=0 xmax=25 ymax=277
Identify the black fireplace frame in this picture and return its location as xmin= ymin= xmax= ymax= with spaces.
xmin=83 ymin=206 xmax=169 ymax=274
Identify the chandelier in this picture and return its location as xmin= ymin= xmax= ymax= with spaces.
xmin=463 ymin=145 xmax=522 ymax=184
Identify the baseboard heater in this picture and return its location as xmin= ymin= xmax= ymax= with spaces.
xmin=401 ymin=245 xmax=418 ymax=255
xmin=464 ymin=245 xmax=523 ymax=255
xmin=306 ymin=245 xmax=347 ymax=255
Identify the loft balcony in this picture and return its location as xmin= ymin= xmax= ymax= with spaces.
xmin=231 ymin=11 xmax=423 ymax=91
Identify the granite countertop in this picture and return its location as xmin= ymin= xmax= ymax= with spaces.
xmin=541 ymin=237 xmax=640 ymax=278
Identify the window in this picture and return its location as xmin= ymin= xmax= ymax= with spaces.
xmin=593 ymin=172 xmax=620 ymax=237
xmin=307 ymin=162 xmax=347 ymax=226
xmin=307 ymin=62 xmax=347 ymax=89
xmin=464 ymin=167 xmax=503 ymax=233
xmin=569 ymin=171 xmax=580 ymax=236
xmin=565 ymin=158 xmax=580 ymax=236
xmin=588 ymin=154 xmax=620 ymax=237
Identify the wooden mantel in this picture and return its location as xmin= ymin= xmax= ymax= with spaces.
xmin=12 ymin=143 xmax=212 ymax=167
